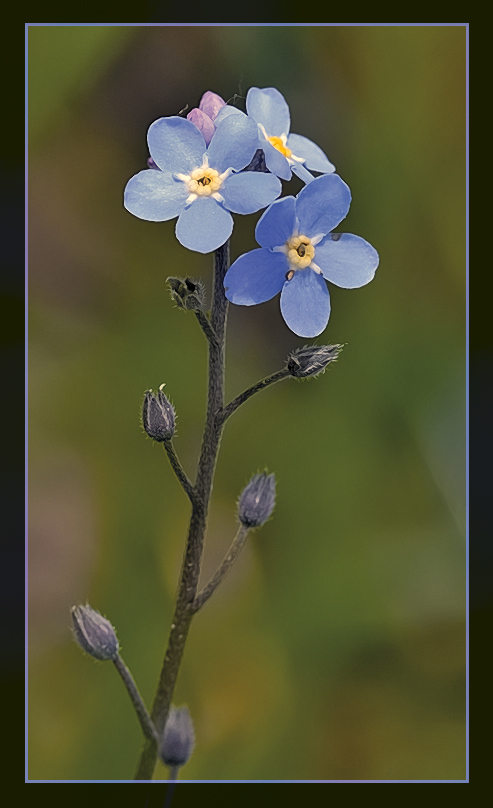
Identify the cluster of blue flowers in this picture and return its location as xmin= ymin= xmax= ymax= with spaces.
xmin=125 ymin=88 xmax=378 ymax=337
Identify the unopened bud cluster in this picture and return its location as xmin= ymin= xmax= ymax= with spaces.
xmin=159 ymin=705 xmax=195 ymax=768
xmin=286 ymin=344 xmax=343 ymax=379
xmin=71 ymin=604 xmax=119 ymax=662
xmin=167 ymin=276 xmax=206 ymax=310
xmin=142 ymin=386 xmax=175 ymax=442
xmin=238 ymin=472 xmax=276 ymax=528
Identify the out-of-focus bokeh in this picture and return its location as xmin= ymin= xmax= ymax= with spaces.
xmin=28 ymin=25 xmax=466 ymax=782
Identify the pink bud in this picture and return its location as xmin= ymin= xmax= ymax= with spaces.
xmin=199 ymin=91 xmax=226 ymax=122
xmin=186 ymin=107 xmax=216 ymax=146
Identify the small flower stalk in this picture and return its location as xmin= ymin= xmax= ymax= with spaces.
xmin=287 ymin=344 xmax=343 ymax=378
xmin=159 ymin=706 xmax=195 ymax=769
xmin=142 ymin=386 xmax=175 ymax=442
xmin=238 ymin=472 xmax=276 ymax=528
xmin=71 ymin=604 xmax=119 ymax=662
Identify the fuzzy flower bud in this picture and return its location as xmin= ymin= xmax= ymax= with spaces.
xmin=286 ymin=344 xmax=343 ymax=379
xmin=160 ymin=706 xmax=195 ymax=768
xmin=71 ymin=604 xmax=119 ymax=662
xmin=167 ymin=276 xmax=206 ymax=311
xmin=142 ymin=386 xmax=175 ymax=442
xmin=238 ymin=472 xmax=276 ymax=528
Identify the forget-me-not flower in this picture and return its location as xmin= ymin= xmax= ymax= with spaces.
xmin=124 ymin=113 xmax=282 ymax=254
xmin=216 ymin=87 xmax=335 ymax=184
xmin=224 ymin=173 xmax=379 ymax=338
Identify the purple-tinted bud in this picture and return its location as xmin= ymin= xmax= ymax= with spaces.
xmin=238 ymin=473 xmax=276 ymax=528
xmin=160 ymin=706 xmax=195 ymax=768
xmin=198 ymin=90 xmax=226 ymax=121
xmin=71 ymin=604 xmax=119 ymax=661
xmin=186 ymin=91 xmax=226 ymax=145
xmin=142 ymin=386 xmax=175 ymax=442
xmin=186 ymin=108 xmax=216 ymax=146
xmin=147 ymin=157 xmax=160 ymax=170
xmin=286 ymin=344 xmax=343 ymax=379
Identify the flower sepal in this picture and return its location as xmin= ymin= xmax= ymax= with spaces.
xmin=167 ymin=276 xmax=206 ymax=310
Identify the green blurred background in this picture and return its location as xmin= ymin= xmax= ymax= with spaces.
xmin=28 ymin=25 xmax=466 ymax=782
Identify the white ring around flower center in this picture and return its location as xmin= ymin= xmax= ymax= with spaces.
xmin=175 ymin=156 xmax=231 ymax=204
xmin=274 ymin=232 xmax=324 ymax=275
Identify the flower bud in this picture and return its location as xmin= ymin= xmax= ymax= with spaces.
xmin=187 ymin=91 xmax=226 ymax=145
xmin=286 ymin=344 xmax=343 ymax=379
xmin=187 ymin=108 xmax=216 ymax=146
xmin=167 ymin=276 xmax=206 ymax=311
xmin=142 ymin=385 xmax=175 ymax=442
xmin=238 ymin=472 xmax=276 ymax=528
xmin=71 ymin=604 xmax=119 ymax=662
xmin=160 ymin=706 xmax=195 ymax=768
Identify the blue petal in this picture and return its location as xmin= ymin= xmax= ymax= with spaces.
xmin=221 ymin=172 xmax=281 ymax=214
xmin=262 ymin=139 xmax=292 ymax=180
xmin=124 ymin=170 xmax=188 ymax=221
xmin=175 ymin=198 xmax=233 ymax=253
xmin=295 ymin=174 xmax=351 ymax=238
xmin=214 ymin=105 xmax=246 ymax=125
xmin=207 ymin=114 xmax=258 ymax=173
xmin=280 ymin=269 xmax=330 ymax=337
xmin=147 ymin=117 xmax=206 ymax=174
xmin=246 ymin=87 xmax=290 ymax=136
xmin=255 ymin=196 xmax=297 ymax=248
xmin=287 ymin=133 xmax=336 ymax=173
xmin=315 ymin=233 xmax=379 ymax=288
xmin=224 ymin=249 xmax=287 ymax=305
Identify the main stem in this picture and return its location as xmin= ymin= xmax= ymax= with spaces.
xmin=134 ymin=242 xmax=230 ymax=780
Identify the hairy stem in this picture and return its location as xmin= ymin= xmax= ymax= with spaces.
xmin=113 ymin=655 xmax=158 ymax=743
xmin=218 ymin=368 xmax=291 ymax=426
xmin=163 ymin=441 xmax=196 ymax=503
xmin=167 ymin=765 xmax=180 ymax=781
xmin=191 ymin=525 xmax=250 ymax=613
xmin=194 ymin=309 xmax=219 ymax=346
xmin=134 ymin=242 xmax=230 ymax=780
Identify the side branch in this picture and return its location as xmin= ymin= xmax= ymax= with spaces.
xmin=191 ymin=524 xmax=250 ymax=613
xmin=217 ymin=368 xmax=291 ymax=426
xmin=163 ymin=441 xmax=196 ymax=503
xmin=194 ymin=310 xmax=219 ymax=347
xmin=113 ymin=655 xmax=158 ymax=744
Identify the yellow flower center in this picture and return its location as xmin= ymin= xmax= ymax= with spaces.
xmin=188 ymin=167 xmax=222 ymax=196
xmin=176 ymin=159 xmax=231 ymax=205
xmin=286 ymin=235 xmax=315 ymax=269
xmin=267 ymin=135 xmax=292 ymax=158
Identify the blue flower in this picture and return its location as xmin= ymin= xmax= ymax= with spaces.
xmin=124 ymin=113 xmax=282 ymax=254
xmin=216 ymin=87 xmax=335 ymax=184
xmin=224 ymin=174 xmax=379 ymax=338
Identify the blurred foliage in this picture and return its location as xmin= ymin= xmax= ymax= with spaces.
xmin=28 ymin=25 xmax=466 ymax=782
